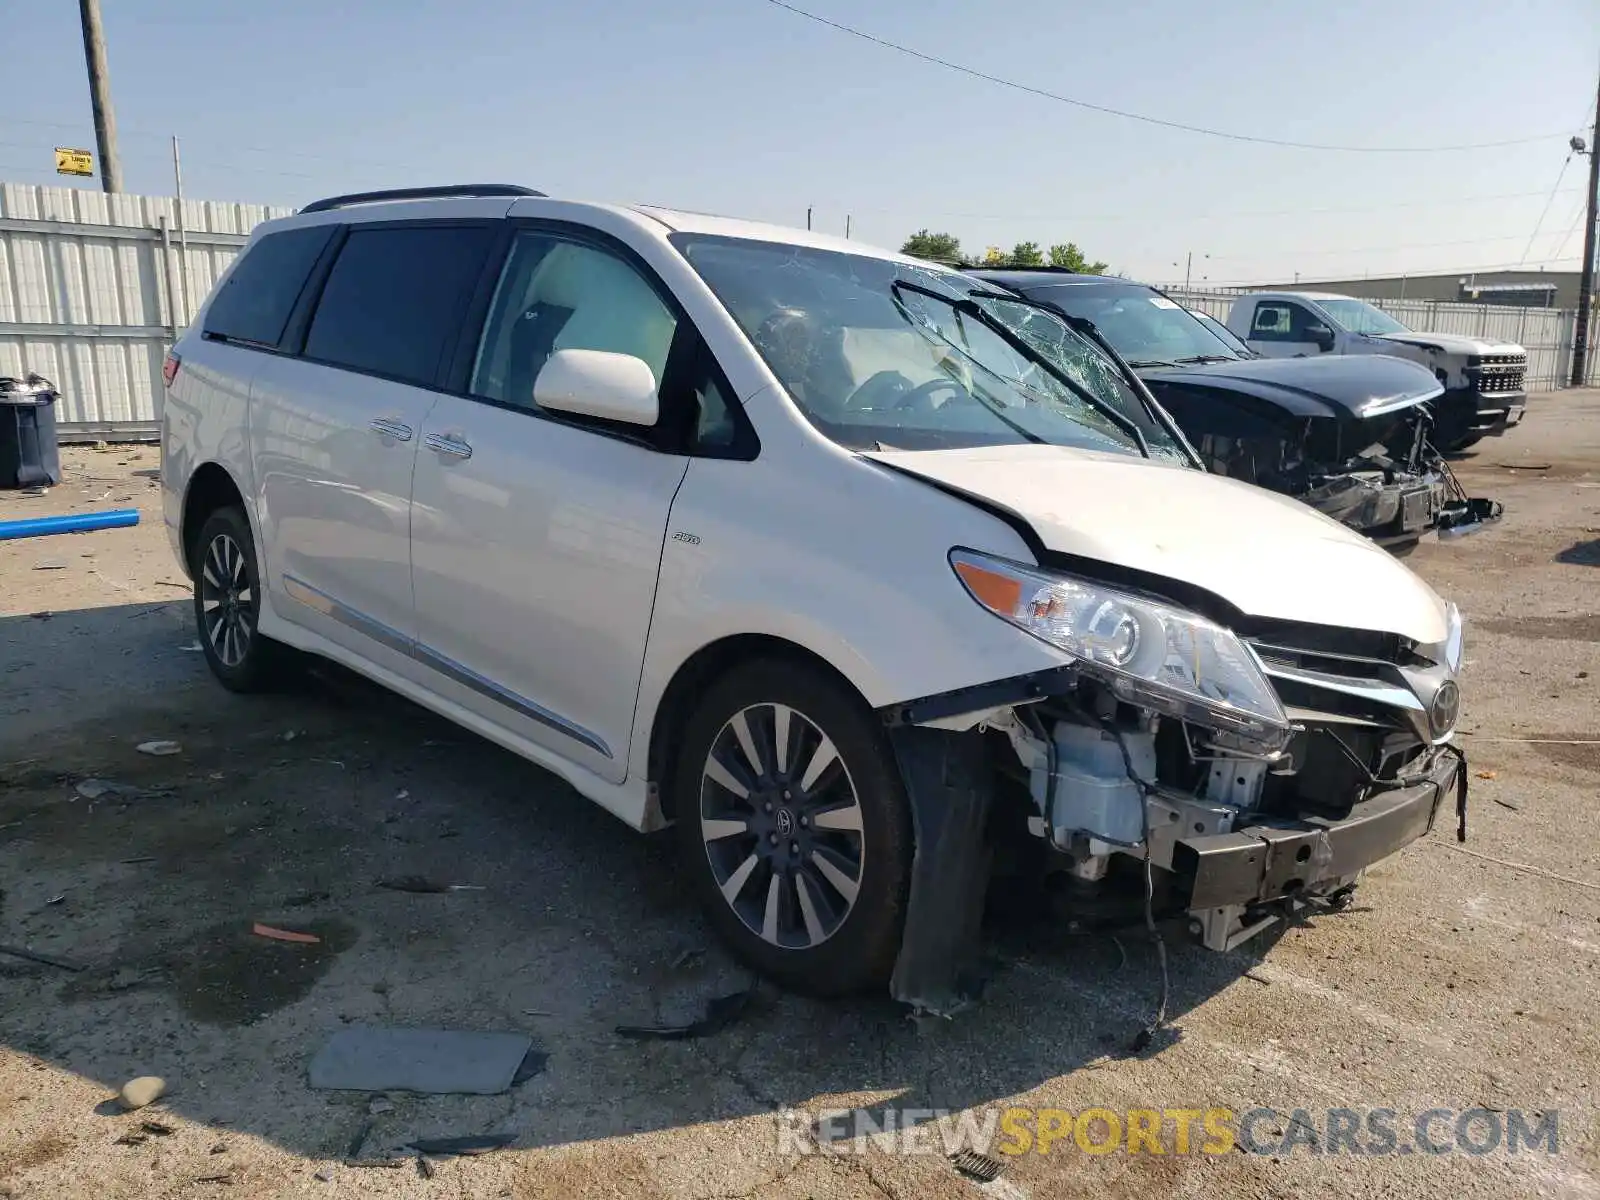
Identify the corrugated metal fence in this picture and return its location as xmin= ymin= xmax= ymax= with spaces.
xmin=1167 ymin=286 xmax=1600 ymax=392
xmin=0 ymin=183 xmax=293 ymax=438
xmin=2 ymin=180 xmax=1597 ymax=439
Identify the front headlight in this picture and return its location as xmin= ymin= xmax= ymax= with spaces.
xmin=950 ymin=550 xmax=1291 ymax=748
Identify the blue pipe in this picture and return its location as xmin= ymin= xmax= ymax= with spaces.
xmin=0 ymin=508 xmax=141 ymax=541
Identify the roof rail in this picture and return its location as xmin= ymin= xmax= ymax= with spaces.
xmin=299 ymin=184 xmax=546 ymax=214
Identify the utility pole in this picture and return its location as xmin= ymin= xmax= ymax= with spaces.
xmin=1184 ymin=251 xmax=1192 ymax=291
xmin=806 ymin=206 xmax=812 ymax=231
xmin=1571 ymin=64 xmax=1600 ymax=387
xmin=172 ymin=137 xmax=190 ymax=320
xmin=77 ymin=0 xmax=122 ymax=193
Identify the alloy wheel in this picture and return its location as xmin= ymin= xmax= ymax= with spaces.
xmin=698 ymin=703 xmax=866 ymax=949
xmin=200 ymin=532 xmax=254 ymax=668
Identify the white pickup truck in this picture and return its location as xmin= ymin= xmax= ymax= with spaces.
xmin=1226 ymin=291 xmax=1527 ymax=451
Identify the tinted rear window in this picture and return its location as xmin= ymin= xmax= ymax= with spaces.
xmin=303 ymin=225 xmax=496 ymax=387
xmin=203 ymin=225 xmax=334 ymax=347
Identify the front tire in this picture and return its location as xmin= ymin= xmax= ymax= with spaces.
xmin=673 ymin=660 xmax=912 ymax=996
xmin=191 ymin=506 xmax=290 ymax=692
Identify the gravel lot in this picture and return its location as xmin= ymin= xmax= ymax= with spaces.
xmin=2 ymin=396 xmax=1597 ymax=1199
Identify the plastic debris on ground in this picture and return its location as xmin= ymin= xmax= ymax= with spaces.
xmin=615 ymin=988 xmax=754 ymax=1041
xmin=309 ymin=1026 xmax=534 ymax=1095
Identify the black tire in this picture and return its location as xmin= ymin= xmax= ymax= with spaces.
xmin=673 ymin=659 xmax=913 ymax=996
xmin=190 ymin=506 xmax=291 ymax=692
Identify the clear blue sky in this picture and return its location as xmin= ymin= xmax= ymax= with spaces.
xmin=4 ymin=0 xmax=1595 ymax=284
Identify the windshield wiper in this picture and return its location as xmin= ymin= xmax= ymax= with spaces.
xmin=1126 ymin=358 xmax=1180 ymax=368
xmin=891 ymin=279 xmax=1148 ymax=457
xmin=1174 ymin=354 xmax=1236 ymax=364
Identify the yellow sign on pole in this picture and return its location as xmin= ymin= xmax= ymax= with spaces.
xmin=54 ymin=148 xmax=95 ymax=177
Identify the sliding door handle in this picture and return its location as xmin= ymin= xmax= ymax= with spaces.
xmin=369 ymin=417 xmax=413 ymax=442
xmin=424 ymin=432 xmax=473 ymax=460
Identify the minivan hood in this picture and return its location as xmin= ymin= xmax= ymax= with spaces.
xmin=867 ymin=444 xmax=1448 ymax=644
xmin=1371 ymin=331 xmax=1523 ymax=357
xmin=1138 ymin=354 xmax=1441 ymax=419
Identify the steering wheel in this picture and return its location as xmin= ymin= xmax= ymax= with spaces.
xmin=843 ymin=370 xmax=973 ymax=414
xmin=891 ymin=377 xmax=971 ymax=413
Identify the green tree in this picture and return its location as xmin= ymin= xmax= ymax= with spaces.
xmin=1048 ymin=242 xmax=1109 ymax=274
xmin=981 ymin=245 xmax=1009 ymax=266
xmin=1010 ymin=241 xmax=1044 ymax=267
xmin=900 ymin=230 xmax=964 ymax=263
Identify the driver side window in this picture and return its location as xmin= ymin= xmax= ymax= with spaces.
xmin=1250 ymin=301 xmax=1321 ymax=342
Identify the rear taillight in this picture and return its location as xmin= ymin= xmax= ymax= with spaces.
xmin=163 ymin=351 xmax=182 ymax=388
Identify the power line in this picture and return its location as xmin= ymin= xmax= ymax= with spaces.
xmin=1518 ymin=152 xmax=1574 ymax=265
xmin=826 ymin=186 xmax=1583 ymax=226
xmin=1554 ymin=195 xmax=1590 ymax=261
xmin=1205 ymin=229 xmax=1576 ymax=262
xmin=763 ymin=0 xmax=1573 ymax=153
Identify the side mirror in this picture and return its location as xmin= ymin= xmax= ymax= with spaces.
xmin=1306 ymin=324 xmax=1336 ymax=352
xmin=533 ymin=348 xmax=659 ymax=426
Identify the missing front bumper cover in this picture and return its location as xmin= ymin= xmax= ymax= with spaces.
xmin=1171 ymin=750 xmax=1460 ymax=910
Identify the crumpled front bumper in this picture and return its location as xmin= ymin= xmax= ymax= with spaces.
xmin=1302 ymin=471 xmax=1439 ymax=544
xmin=1171 ymin=750 xmax=1462 ymax=911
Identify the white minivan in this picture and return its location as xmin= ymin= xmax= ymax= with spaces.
xmin=163 ymin=185 xmax=1468 ymax=1011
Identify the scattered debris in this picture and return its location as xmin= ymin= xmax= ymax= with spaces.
xmin=117 ymin=1076 xmax=167 ymax=1111
xmin=282 ymin=730 xmax=301 ymax=743
xmin=416 ymin=1155 xmax=435 ymax=1180
xmin=407 ymin=1134 xmax=516 ymax=1157
xmin=1440 ymin=844 xmax=1600 ymax=893
xmin=375 ymin=875 xmax=482 ymax=894
xmin=615 ymin=988 xmax=754 ymax=1041
xmin=309 ymin=1026 xmax=534 ymax=1095
xmin=44 ymin=893 xmax=65 ymax=906
xmin=180 ymin=642 xmax=204 ymax=652
xmin=0 ymin=943 xmax=85 ymax=972
xmin=949 ymin=1149 xmax=1005 ymax=1182
xmin=1493 ymin=797 xmax=1523 ymax=811
xmin=76 ymin=778 xmax=123 ymax=800
xmin=346 ymin=1119 xmax=373 ymax=1161
xmin=367 ymin=1096 xmax=395 ymax=1116
xmin=510 ymin=1046 xmax=548 ymax=1087
xmin=210 ymin=1143 xmax=228 ymax=1155
xmin=121 ymin=856 xmax=157 ymax=865
xmin=343 ymin=1159 xmax=406 ymax=1169
xmin=1476 ymin=770 xmax=1498 ymax=780
xmin=141 ymin=1120 xmax=175 ymax=1136
xmin=136 ymin=740 xmax=182 ymax=757
xmin=194 ymin=1174 xmax=235 ymax=1185
xmin=32 ymin=560 xmax=65 ymax=570
xmin=669 ymin=946 xmax=706 ymax=971
xmin=251 ymin=922 xmax=321 ymax=945
xmin=1243 ymin=970 xmax=1272 ymax=986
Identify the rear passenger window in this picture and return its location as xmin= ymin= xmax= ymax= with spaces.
xmin=203 ymin=225 xmax=333 ymax=348
xmin=304 ymin=225 xmax=495 ymax=388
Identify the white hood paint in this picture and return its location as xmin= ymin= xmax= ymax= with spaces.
xmin=868 ymin=445 xmax=1449 ymax=644
xmin=1370 ymin=331 xmax=1522 ymax=357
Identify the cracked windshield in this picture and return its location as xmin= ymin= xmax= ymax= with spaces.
xmin=676 ymin=235 xmax=1186 ymax=460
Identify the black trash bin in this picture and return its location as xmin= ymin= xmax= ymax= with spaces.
xmin=0 ymin=374 xmax=62 ymax=489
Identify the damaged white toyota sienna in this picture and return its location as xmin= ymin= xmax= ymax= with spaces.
xmin=162 ymin=185 xmax=1468 ymax=1013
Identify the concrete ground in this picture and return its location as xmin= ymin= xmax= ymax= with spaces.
xmin=1 ymin=397 xmax=1597 ymax=1199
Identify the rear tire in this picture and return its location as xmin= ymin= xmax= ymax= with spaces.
xmin=673 ymin=659 xmax=912 ymax=996
xmin=191 ymin=506 xmax=292 ymax=693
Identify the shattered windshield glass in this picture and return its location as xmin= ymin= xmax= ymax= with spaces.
xmin=1013 ymin=281 xmax=1244 ymax=366
xmin=674 ymin=234 xmax=1186 ymax=461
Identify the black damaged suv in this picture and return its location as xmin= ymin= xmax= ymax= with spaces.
xmin=970 ymin=270 xmax=1501 ymax=550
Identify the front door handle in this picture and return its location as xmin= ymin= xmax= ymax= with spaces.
xmin=369 ymin=417 xmax=413 ymax=442
xmin=424 ymin=432 xmax=473 ymax=460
